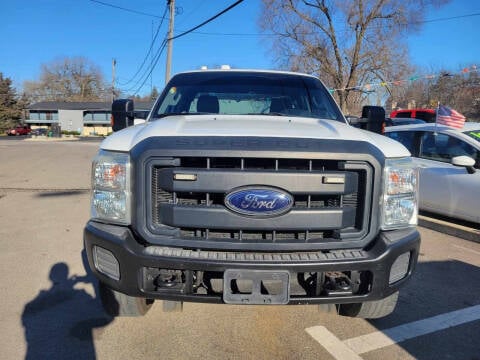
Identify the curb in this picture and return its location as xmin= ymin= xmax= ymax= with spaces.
xmin=418 ymin=215 xmax=480 ymax=243
xmin=25 ymin=136 xmax=80 ymax=142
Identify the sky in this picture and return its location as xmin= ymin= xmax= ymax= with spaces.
xmin=1 ymin=0 xmax=478 ymax=98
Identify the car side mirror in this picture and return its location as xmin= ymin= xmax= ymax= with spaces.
xmin=361 ymin=106 xmax=386 ymax=134
xmin=111 ymin=99 xmax=135 ymax=132
xmin=352 ymin=106 xmax=386 ymax=134
xmin=451 ymin=155 xmax=476 ymax=174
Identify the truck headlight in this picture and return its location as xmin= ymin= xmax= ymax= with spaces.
xmin=381 ymin=158 xmax=418 ymax=230
xmin=91 ymin=150 xmax=131 ymax=224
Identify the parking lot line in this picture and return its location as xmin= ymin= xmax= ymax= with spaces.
xmin=306 ymin=304 xmax=480 ymax=358
xmin=451 ymin=244 xmax=480 ymax=256
xmin=305 ymin=326 xmax=363 ymax=360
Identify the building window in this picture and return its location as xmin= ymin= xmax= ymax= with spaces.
xmin=93 ymin=112 xmax=108 ymax=121
xmin=84 ymin=111 xmax=110 ymax=122
xmin=28 ymin=110 xmax=58 ymax=121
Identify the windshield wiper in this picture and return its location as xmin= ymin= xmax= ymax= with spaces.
xmin=155 ymin=112 xmax=290 ymax=119
xmin=155 ymin=112 xmax=188 ymax=119
xmin=265 ymin=112 xmax=287 ymax=116
xmin=155 ymin=112 xmax=213 ymax=119
xmin=245 ymin=112 xmax=287 ymax=116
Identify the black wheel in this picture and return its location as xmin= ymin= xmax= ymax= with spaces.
xmin=337 ymin=292 xmax=399 ymax=319
xmin=99 ymin=282 xmax=153 ymax=317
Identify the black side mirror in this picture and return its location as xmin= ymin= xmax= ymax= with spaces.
xmin=361 ymin=105 xmax=386 ymax=134
xmin=111 ymin=99 xmax=134 ymax=132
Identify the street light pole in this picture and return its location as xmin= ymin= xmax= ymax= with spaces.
xmin=165 ymin=0 xmax=175 ymax=84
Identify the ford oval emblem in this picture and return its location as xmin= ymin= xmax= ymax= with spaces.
xmin=225 ymin=187 xmax=293 ymax=217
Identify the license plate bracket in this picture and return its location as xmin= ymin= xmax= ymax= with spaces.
xmin=223 ymin=269 xmax=290 ymax=305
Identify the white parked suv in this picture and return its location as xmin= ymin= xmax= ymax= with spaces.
xmin=386 ymin=122 xmax=480 ymax=223
xmin=84 ymin=69 xmax=420 ymax=318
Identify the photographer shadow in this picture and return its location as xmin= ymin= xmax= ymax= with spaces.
xmin=22 ymin=251 xmax=112 ymax=360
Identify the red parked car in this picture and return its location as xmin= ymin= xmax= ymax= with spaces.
xmin=6 ymin=125 xmax=31 ymax=136
xmin=390 ymin=108 xmax=436 ymax=123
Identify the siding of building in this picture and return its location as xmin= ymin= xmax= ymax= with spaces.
xmin=25 ymin=101 xmax=154 ymax=136
xmin=58 ymin=109 xmax=84 ymax=133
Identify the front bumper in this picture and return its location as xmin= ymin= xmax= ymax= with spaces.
xmin=84 ymin=221 xmax=420 ymax=305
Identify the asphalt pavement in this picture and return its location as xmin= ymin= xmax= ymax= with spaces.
xmin=1 ymin=138 xmax=479 ymax=360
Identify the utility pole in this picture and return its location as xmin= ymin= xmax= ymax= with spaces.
xmin=111 ymin=58 xmax=116 ymax=102
xmin=151 ymin=20 xmax=154 ymax=93
xmin=165 ymin=0 xmax=175 ymax=84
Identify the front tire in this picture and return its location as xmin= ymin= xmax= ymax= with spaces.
xmin=99 ymin=282 xmax=153 ymax=317
xmin=337 ymin=292 xmax=399 ymax=319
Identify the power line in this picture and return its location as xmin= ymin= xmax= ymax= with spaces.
xmin=177 ymin=12 xmax=480 ymax=37
xmin=124 ymin=0 xmax=246 ymax=95
xmin=168 ymin=0 xmax=245 ymax=41
xmin=119 ymin=39 xmax=168 ymax=95
xmin=420 ymin=12 xmax=480 ymax=24
xmin=122 ymin=37 xmax=167 ymax=92
xmin=87 ymin=0 xmax=167 ymax=19
xmin=328 ymin=66 xmax=478 ymax=93
xmin=175 ymin=1 xmax=203 ymax=27
xmin=117 ymin=5 xmax=169 ymax=86
xmin=132 ymin=40 xmax=168 ymax=95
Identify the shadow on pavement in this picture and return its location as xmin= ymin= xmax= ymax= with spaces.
xmin=36 ymin=190 xmax=89 ymax=198
xmin=369 ymin=260 xmax=480 ymax=359
xmin=420 ymin=210 xmax=480 ymax=231
xmin=21 ymin=251 xmax=112 ymax=360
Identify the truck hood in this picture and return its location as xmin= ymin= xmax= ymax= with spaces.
xmin=101 ymin=114 xmax=409 ymax=158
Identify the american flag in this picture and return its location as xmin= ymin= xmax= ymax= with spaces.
xmin=436 ymin=105 xmax=466 ymax=129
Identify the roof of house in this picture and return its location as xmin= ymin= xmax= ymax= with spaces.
xmin=28 ymin=101 xmax=155 ymax=111
xmin=28 ymin=101 xmax=109 ymax=111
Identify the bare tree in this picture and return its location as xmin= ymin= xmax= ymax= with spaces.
xmin=259 ymin=0 xmax=448 ymax=114
xmin=389 ymin=76 xmax=434 ymax=110
xmin=24 ymin=57 xmax=107 ymax=102
xmin=392 ymin=69 xmax=480 ymax=121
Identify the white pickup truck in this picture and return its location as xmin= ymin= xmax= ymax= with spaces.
xmin=84 ymin=69 xmax=420 ymax=318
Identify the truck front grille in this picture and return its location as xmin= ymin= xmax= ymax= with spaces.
xmin=147 ymin=156 xmax=372 ymax=248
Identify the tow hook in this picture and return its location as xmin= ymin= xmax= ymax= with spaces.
xmin=324 ymin=271 xmax=353 ymax=296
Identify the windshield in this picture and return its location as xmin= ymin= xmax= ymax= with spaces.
xmin=151 ymin=71 xmax=344 ymax=122
xmin=464 ymin=130 xmax=480 ymax=144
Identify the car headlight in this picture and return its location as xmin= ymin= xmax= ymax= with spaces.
xmin=381 ymin=157 xmax=418 ymax=230
xmin=91 ymin=150 xmax=131 ymax=224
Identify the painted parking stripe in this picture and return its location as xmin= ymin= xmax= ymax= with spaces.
xmin=344 ymin=304 xmax=480 ymax=354
xmin=451 ymin=244 xmax=480 ymax=256
xmin=305 ymin=326 xmax=363 ymax=360
xmin=306 ymin=304 xmax=480 ymax=358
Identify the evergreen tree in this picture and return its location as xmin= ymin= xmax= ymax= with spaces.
xmin=0 ymin=73 xmax=23 ymax=132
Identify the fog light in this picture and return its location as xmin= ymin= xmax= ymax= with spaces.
xmin=93 ymin=246 xmax=120 ymax=281
xmin=389 ymin=252 xmax=411 ymax=284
